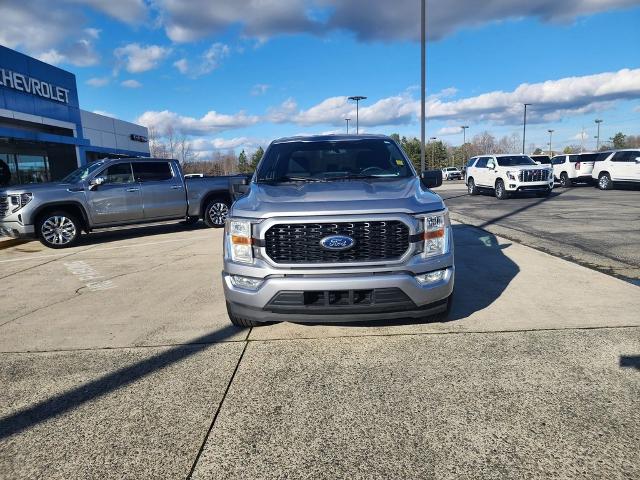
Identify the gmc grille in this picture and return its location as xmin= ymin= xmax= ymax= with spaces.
xmin=0 ymin=196 xmax=8 ymax=217
xmin=264 ymin=220 xmax=410 ymax=264
xmin=519 ymin=169 xmax=548 ymax=182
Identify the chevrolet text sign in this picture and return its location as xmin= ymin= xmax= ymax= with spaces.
xmin=0 ymin=68 xmax=70 ymax=104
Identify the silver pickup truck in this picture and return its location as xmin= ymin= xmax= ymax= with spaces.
xmin=0 ymin=157 xmax=247 ymax=248
xmin=222 ymin=134 xmax=454 ymax=326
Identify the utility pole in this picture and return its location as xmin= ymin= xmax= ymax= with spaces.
xmin=345 ymin=118 xmax=351 ymax=135
xmin=522 ymin=103 xmax=531 ymax=154
xmin=420 ymin=0 xmax=426 ymax=173
xmin=595 ymin=119 xmax=603 ymax=150
xmin=461 ymin=125 xmax=469 ymax=166
xmin=580 ymin=127 xmax=585 ymax=153
xmin=548 ymin=129 xmax=554 ymax=156
xmin=348 ymin=96 xmax=367 ymax=134
xmin=430 ymin=137 xmax=437 ymax=169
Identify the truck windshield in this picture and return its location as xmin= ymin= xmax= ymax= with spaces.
xmin=61 ymin=162 xmax=105 ymax=183
xmin=496 ymin=156 xmax=536 ymax=167
xmin=256 ymin=139 xmax=414 ymax=183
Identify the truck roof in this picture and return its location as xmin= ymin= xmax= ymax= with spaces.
xmin=271 ymin=134 xmax=393 ymax=144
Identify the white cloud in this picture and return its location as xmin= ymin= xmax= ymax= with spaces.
xmin=121 ymin=79 xmax=143 ymax=88
xmin=67 ymin=0 xmax=148 ymax=24
xmin=191 ymin=137 xmax=262 ymax=151
xmin=436 ymin=126 xmax=465 ymax=136
xmin=136 ymin=110 xmax=259 ymax=136
xmin=251 ymin=84 xmax=270 ymax=96
xmin=156 ymin=0 xmax=640 ymax=43
xmin=114 ymin=43 xmax=171 ymax=73
xmin=173 ymin=58 xmax=189 ymax=74
xmin=87 ymin=76 xmax=110 ymax=87
xmin=173 ymin=43 xmax=230 ymax=77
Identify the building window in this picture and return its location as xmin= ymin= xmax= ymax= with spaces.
xmin=0 ymin=152 xmax=50 ymax=185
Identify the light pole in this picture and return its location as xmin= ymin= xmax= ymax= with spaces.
xmin=522 ymin=103 xmax=531 ymax=154
xmin=345 ymin=118 xmax=351 ymax=135
xmin=348 ymin=96 xmax=367 ymax=134
xmin=430 ymin=136 xmax=437 ymax=169
xmin=547 ymin=129 xmax=554 ymax=156
xmin=461 ymin=125 xmax=469 ymax=166
xmin=420 ymin=0 xmax=426 ymax=173
xmin=595 ymin=119 xmax=603 ymax=150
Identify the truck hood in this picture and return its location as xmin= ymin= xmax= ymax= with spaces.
xmin=231 ymin=177 xmax=445 ymax=218
xmin=0 ymin=182 xmax=79 ymax=195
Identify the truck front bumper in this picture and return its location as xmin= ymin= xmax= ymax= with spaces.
xmin=223 ymin=266 xmax=454 ymax=323
xmin=0 ymin=221 xmax=36 ymax=238
xmin=505 ymin=181 xmax=554 ymax=192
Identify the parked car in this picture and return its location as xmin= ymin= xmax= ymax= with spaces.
xmin=222 ymin=134 xmax=453 ymax=327
xmin=442 ymin=167 xmax=463 ymax=180
xmin=465 ymin=154 xmax=553 ymax=200
xmin=591 ymin=149 xmax=640 ymax=190
xmin=0 ymin=158 xmax=249 ymax=248
xmin=530 ymin=155 xmax=552 ymax=165
xmin=551 ymin=153 xmax=599 ymax=187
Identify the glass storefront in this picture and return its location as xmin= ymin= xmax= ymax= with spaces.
xmin=0 ymin=152 xmax=51 ymax=186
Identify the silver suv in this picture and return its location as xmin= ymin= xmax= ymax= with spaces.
xmin=222 ymin=135 xmax=455 ymax=326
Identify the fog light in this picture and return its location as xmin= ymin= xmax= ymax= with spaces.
xmin=230 ymin=275 xmax=263 ymax=291
xmin=415 ymin=269 xmax=447 ymax=285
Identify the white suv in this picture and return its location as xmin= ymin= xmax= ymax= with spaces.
xmin=465 ymin=154 xmax=554 ymax=200
xmin=551 ymin=152 xmax=599 ymax=187
xmin=591 ymin=149 xmax=640 ymax=190
xmin=441 ymin=167 xmax=462 ymax=180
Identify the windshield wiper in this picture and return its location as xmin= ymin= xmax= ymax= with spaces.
xmin=323 ymin=174 xmax=389 ymax=181
xmin=265 ymin=176 xmax=325 ymax=183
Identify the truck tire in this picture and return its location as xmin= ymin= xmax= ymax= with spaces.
xmin=36 ymin=210 xmax=82 ymax=249
xmin=597 ymin=172 xmax=613 ymax=190
xmin=495 ymin=179 xmax=510 ymax=200
xmin=467 ymin=178 xmax=478 ymax=195
xmin=203 ymin=198 xmax=230 ymax=228
xmin=560 ymin=172 xmax=572 ymax=188
xmin=226 ymin=302 xmax=262 ymax=327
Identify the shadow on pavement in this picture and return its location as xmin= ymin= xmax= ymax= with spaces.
xmin=0 ymin=325 xmax=242 ymax=440
xmin=295 ymin=225 xmax=519 ymax=328
xmin=75 ymin=221 xmax=212 ymax=247
xmin=619 ymin=355 xmax=640 ymax=370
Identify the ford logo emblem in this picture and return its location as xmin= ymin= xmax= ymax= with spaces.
xmin=320 ymin=235 xmax=355 ymax=251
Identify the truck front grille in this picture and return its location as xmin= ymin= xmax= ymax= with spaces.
xmin=264 ymin=220 xmax=410 ymax=264
xmin=519 ymin=169 xmax=548 ymax=182
xmin=0 ymin=196 xmax=8 ymax=217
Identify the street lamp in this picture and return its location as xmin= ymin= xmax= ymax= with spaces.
xmin=348 ymin=96 xmax=367 ymax=134
xmin=420 ymin=0 xmax=426 ymax=173
xmin=461 ymin=125 xmax=469 ymax=165
xmin=522 ymin=103 xmax=531 ymax=154
xmin=548 ymin=129 xmax=554 ymax=156
xmin=595 ymin=119 xmax=603 ymax=150
xmin=344 ymin=118 xmax=351 ymax=135
xmin=430 ymin=136 xmax=437 ymax=168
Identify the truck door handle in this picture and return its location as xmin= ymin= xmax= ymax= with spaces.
xmin=170 ymin=185 xmax=183 ymax=190
xmin=126 ymin=187 xmax=140 ymax=192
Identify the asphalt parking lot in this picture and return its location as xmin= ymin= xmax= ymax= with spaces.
xmin=1 ymin=218 xmax=639 ymax=479
xmin=438 ymin=180 xmax=640 ymax=284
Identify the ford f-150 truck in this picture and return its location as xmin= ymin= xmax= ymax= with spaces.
xmin=222 ymin=134 xmax=454 ymax=326
xmin=0 ymin=157 xmax=247 ymax=248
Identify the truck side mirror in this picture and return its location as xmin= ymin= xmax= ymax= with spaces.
xmin=89 ymin=176 xmax=105 ymax=191
xmin=420 ymin=170 xmax=443 ymax=189
xmin=230 ymin=176 xmax=250 ymax=200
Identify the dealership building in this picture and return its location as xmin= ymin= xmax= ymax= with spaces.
xmin=0 ymin=45 xmax=149 ymax=186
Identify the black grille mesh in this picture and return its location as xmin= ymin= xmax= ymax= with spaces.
xmin=264 ymin=220 xmax=410 ymax=264
xmin=0 ymin=197 xmax=8 ymax=217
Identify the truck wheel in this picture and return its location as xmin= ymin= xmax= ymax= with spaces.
xmin=598 ymin=172 xmax=613 ymax=190
xmin=560 ymin=172 xmax=572 ymax=188
xmin=204 ymin=198 xmax=229 ymax=228
xmin=226 ymin=302 xmax=262 ymax=327
xmin=467 ymin=178 xmax=478 ymax=195
xmin=37 ymin=210 xmax=81 ymax=249
xmin=495 ymin=179 xmax=510 ymax=200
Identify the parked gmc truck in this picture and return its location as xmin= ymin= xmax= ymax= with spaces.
xmin=0 ymin=158 xmax=246 ymax=248
xmin=222 ymin=134 xmax=454 ymax=326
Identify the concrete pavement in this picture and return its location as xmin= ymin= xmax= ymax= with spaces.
xmin=0 ymin=222 xmax=638 ymax=478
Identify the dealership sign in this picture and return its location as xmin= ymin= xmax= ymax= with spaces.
xmin=0 ymin=68 xmax=70 ymax=104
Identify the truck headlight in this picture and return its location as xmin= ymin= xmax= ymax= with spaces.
xmin=9 ymin=193 xmax=33 ymax=213
xmin=416 ymin=211 xmax=450 ymax=258
xmin=226 ymin=219 xmax=253 ymax=264
xmin=506 ymin=171 xmax=517 ymax=181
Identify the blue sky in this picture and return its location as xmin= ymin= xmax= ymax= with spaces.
xmin=1 ymin=0 xmax=639 ymax=155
